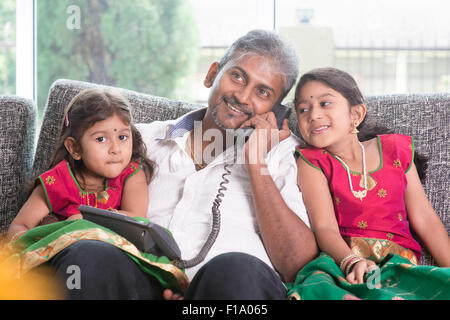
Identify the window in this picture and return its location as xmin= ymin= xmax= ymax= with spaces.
xmin=0 ymin=0 xmax=16 ymax=97
xmin=2 ymin=0 xmax=449 ymax=120
xmin=275 ymin=0 xmax=450 ymax=97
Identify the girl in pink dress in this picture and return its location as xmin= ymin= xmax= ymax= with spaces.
xmin=288 ymin=67 xmax=450 ymax=300
xmin=7 ymin=88 xmax=156 ymax=240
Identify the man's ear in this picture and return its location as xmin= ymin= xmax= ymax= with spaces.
xmin=351 ymin=104 xmax=367 ymax=125
xmin=204 ymin=62 xmax=220 ymax=88
xmin=64 ymin=137 xmax=82 ymax=160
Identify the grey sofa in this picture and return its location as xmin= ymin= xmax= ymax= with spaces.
xmin=1 ymin=79 xmax=449 ymax=267
xmin=0 ymin=96 xmax=36 ymax=230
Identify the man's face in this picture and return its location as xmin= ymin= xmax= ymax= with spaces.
xmin=204 ymin=54 xmax=285 ymax=130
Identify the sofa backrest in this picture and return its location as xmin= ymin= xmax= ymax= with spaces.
xmin=365 ymin=94 xmax=449 ymax=265
xmin=34 ymin=79 xmax=449 ymax=265
xmin=0 ymin=96 xmax=36 ymax=231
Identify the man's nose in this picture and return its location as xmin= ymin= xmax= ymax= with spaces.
xmin=234 ymin=86 xmax=252 ymax=108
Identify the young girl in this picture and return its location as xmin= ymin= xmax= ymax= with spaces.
xmin=4 ymin=88 xmax=189 ymax=293
xmin=288 ymin=67 xmax=450 ymax=300
xmin=7 ymin=88 xmax=156 ymax=241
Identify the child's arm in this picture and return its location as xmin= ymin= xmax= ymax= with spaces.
xmin=405 ymin=163 xmax=450 ymax=267
xmin=7 ymin=185 xmax=51 ymax=241
xmin=119 ymin=169 xmax=149 ymax=218
xmin=297 ymin=157 xmax=375 ymax=283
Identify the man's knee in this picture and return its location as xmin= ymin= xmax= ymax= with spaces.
xmin=185 ymin=252 xmax=286 ymax=299
xmin=49 ymin=240 xmax=163 ymax=299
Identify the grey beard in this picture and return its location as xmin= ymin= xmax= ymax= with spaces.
xmin=211 ymin=105 xmax=232 ymax=130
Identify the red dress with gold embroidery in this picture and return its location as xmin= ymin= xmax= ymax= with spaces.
xmin=38 ymin=159 xmax=141 ymax=219
xmin=296 ymin=134 xmax=422 ymax=263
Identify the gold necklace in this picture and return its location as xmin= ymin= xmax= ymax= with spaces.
xmin=334 ymin=141 xmax=368 ymax=201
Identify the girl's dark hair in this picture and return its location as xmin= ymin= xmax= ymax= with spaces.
xmin=294 ymin=67 xmax=428 ymax=182
xmin=50 ymin=88 xmax=156 ymax=184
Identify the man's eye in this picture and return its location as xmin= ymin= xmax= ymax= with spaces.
xmin=258 ymin=88 xmax=269 ymax=97
xmin=231 ymin=72 xmax=243 ymax=81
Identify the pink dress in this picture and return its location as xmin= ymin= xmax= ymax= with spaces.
xmin=38 ymin=159 xmax=141 ymax=219
xmin=296 ymin=134 xmax=421 ymax=264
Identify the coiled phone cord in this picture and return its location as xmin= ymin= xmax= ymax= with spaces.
xmin=173 ymin=163 xmax=232 ymax=269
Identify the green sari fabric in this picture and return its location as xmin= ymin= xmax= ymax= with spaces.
xmin=286 ymin=253 xmax=450 ymax=300
xmin=2 ymin=220 xmax=189 ymax=292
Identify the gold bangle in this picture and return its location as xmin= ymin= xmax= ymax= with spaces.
xmin=339 ymin=253 xmax=358 ymax=273
xmin=345 ymin=257 xmax=365 ymax=276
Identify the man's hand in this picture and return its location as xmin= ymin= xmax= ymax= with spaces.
xmin=240 ymin=111 xmax=291 ymax=165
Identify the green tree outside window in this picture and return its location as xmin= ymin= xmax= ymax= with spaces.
xmin=37 ymin=0 xmax=198 ymax=117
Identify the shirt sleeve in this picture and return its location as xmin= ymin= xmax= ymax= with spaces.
xmin=268 ymin=136 xmax=311 ymax=228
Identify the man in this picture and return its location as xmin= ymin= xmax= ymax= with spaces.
xmin=137 ymin=29 xmax=317 ymax=299
xmin=50 ymin=30 xmax=317 ymax=299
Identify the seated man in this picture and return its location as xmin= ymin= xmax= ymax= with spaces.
xmin=50 ymin=29 xmax=318 ymax=299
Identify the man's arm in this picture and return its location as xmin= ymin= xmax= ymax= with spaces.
xmin=243 ymin=116 xmax=318 ymax=282
xmin=246 ymin=162 xmax=318 ymax=282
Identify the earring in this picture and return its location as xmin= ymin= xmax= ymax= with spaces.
xmin=72 ymin=153 xmax=81 ymax=160
xmin=351 ymin=122 xmax=359 ymax=134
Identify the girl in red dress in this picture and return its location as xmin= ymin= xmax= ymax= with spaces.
xmin=288 ymin=67 xmax=450 ymax=299
xmin=7 ymin=88 xmax=155 ymax=241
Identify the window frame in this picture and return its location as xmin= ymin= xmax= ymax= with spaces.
xmin=16 ymin=0 xmax=36 ymax=101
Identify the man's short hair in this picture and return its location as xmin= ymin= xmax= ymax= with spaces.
xmin=218 ymin=29 xmax=299 ymax=102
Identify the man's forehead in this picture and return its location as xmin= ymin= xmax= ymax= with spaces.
xmin=227 ymin=53 xmax=285 ymax=86
xmin=230 ymin=53 xmax=279 ymax=70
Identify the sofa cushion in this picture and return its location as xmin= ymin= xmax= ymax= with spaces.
xmin=0 ymin=96 xmax=36 ymax=231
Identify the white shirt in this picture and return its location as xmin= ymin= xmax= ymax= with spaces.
xmin=136 ymin=108 xmax=310 ymax=280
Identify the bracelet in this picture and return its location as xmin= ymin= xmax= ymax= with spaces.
xmin=345 ymin=257 xmax=365 ymax=276
xmin=339 ymin=253 xmax=359 ymax=273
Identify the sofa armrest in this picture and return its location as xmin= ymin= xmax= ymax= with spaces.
xmin=0 ymin=95 xmax=37 ymax=232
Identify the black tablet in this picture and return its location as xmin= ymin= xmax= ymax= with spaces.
xmin=79 ymin=205 xmax=181 ymax=260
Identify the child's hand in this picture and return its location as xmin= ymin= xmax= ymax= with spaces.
xmin=163 ymin=289 xmax=184 ymax=300
xmin=67 ymin=214 xmax=83 ymax=221
xmin=346 ymin=259 xmax=377 ymax=284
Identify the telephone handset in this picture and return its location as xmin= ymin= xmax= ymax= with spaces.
xmin=234 ymin=103 xmax=292 ymax=142
xmin=173 ymin=103 xmax=292 ymax=269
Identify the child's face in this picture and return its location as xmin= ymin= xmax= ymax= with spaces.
xmin=78 ymin=114 xmax=133 ymax=180
xmin=295 ymin=80 xmax=355 ymax=149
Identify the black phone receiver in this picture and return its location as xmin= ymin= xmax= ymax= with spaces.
xmin=235 ymin=103 xmax=291 ymax=142
xmin=272 ymin=103 xmax=292 ymax=130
